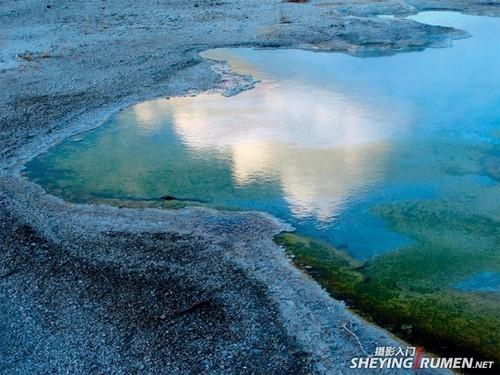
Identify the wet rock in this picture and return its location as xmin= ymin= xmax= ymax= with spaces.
xmin=160 ymin=195 xmax=177 ymax=201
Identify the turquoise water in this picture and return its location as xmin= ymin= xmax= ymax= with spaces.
xmin=24 ymin=12 xmax=499 ymax=264
xmin=454 ymin=272 xmax=500 ymax=293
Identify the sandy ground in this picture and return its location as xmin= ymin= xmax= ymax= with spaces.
xmin=1 ymin=1 xmax=499 ymax=374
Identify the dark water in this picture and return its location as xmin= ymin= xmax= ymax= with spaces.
xmin=25 ymin=12 xmax=499 ymax=285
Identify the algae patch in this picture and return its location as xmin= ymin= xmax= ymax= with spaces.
xmin=276 ymin=228 xmax=500 ymax=364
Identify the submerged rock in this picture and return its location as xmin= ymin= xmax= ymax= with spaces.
xmin=160 ymin=195 xmax=177 ymax=201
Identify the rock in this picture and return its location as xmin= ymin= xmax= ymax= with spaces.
xmin=160 ymin=195 xmax=176 ymax=201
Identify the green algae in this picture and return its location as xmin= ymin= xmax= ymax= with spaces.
xmin=276 ymin=221 xmax=500 ymax=363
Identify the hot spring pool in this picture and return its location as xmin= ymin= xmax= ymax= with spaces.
xmin=24 ymin=11 xmax=500 ymax=361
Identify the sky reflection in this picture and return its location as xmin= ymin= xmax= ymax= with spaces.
xmin=24 ymin=11 xmax=500 ymax=260
xmin=168 ymin=52 xmax=408 ymax=220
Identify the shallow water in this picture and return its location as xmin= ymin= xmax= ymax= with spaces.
xmin=25 ymin=8 xmax=500 ymax=336
xmin=454 ymin=272 xmax=500 ymax=293
xmin=25 ymin=11 xmax=499 ymax=258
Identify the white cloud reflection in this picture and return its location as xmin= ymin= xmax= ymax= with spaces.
xmin=164 ymin=49 xmax=409 ymax=221
xmin=130 ymin=100 xmax=172 ymax=134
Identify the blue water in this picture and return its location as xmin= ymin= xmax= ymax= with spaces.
xmin=454 ymin=272 xmax=500 ymax=293
xmin=24 ymin=12 xmax=500 ymax=261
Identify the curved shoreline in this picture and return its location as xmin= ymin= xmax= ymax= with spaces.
xmin=1 ymin=1 xmax=498 ymax=373
xmin=0 ymin=66 xmax=411 ymax=372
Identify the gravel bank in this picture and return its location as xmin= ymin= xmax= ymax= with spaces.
xmin=1 ymin=1 xmax=498 ymax=373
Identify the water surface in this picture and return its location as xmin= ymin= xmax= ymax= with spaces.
xmin=25 ymin=11 xmax=499 ymax=258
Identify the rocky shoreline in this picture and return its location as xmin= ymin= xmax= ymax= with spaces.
xmin=1 ymin=1 xmax=498 ymax=373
